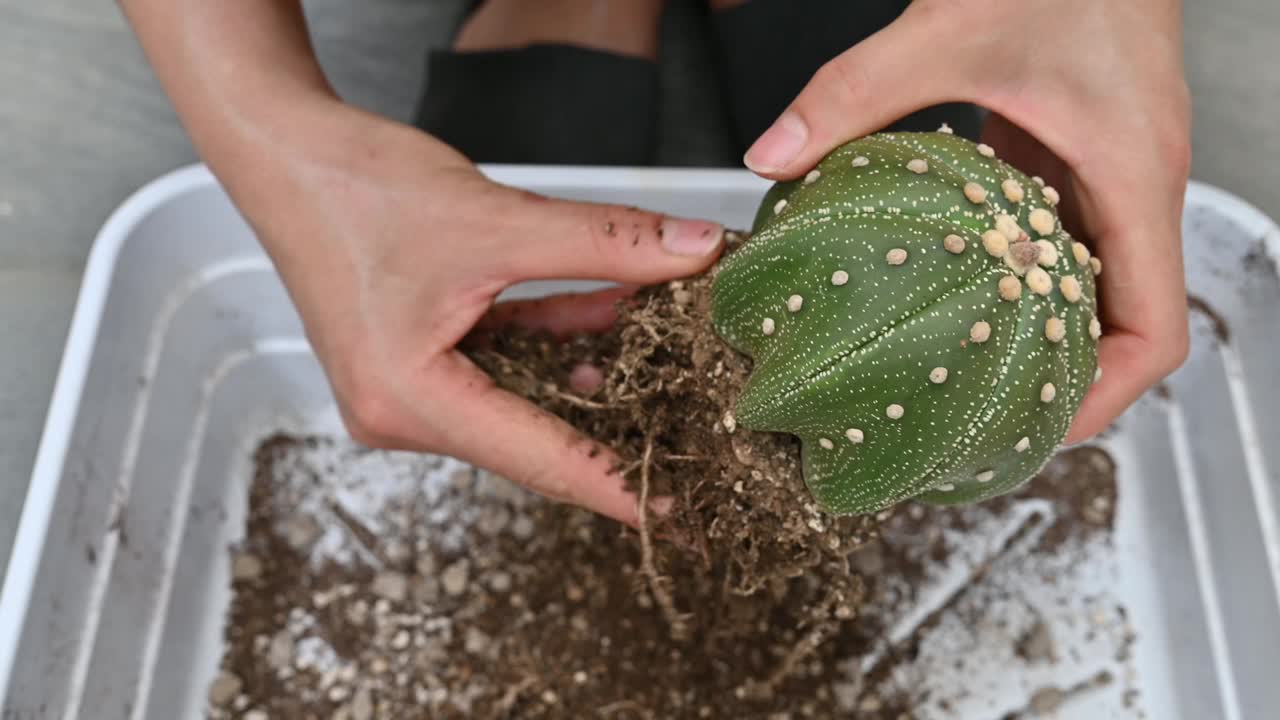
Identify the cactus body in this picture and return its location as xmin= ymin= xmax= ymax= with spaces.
xmin=711 ymin=132 xmax=1099 ymax=514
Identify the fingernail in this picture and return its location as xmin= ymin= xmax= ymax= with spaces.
xmin=660 ymin=219 xmax=724 ymax=257
xmin=569 ymin=363 xmax=604 ymax=394
xmin=648 ymin=496 xmax=675 ymax=516
xmin=744 ymin=111 xmax=808 ymax=173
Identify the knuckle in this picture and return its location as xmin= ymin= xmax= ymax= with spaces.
xmin=1151 ymin=327 xmax=1191 ymax=379
xmin=1171 ymin=139 xmax=1192 ymax=179
xmin=908 ymin=0 xmax=980 ymax=34
xmin=340 ymin=388 xmax=399 ymax=448
xmin=1170 ymin=77 xmax=1193 ymax=118
xmin=342 ymin=419 xmax=381 ymax=448
xmin=517 ymin=461 xmax=573 ymax=504
xmin=813 ymin=57 xmax=869 ymax=110
xmin=335 ymin=362 xmax=410 ymax=448
xmin=576 ymin=204 xmax=630 ymax=266
xmin=1164 ymin=329 xmax=1191 ymax=373
xmin=583 ymin=203 xmax=661 ymax=268
xmin=1157 ymin=127 xmax=1192 ymax=178
xmin=586 ymin=204 xmax=623 ymax=258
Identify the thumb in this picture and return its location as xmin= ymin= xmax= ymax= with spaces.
xmin=505 ymin=196 xmax=725 ymax=285
xmin=743 ymin=10 xmax=965 ymax=179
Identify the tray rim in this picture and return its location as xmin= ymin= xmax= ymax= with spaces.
xmin=2 ymin=162 xmax=1277 ymax=705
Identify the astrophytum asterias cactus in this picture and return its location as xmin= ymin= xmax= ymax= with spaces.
xmin=711 ymin=131 xmax=1101 ymax=515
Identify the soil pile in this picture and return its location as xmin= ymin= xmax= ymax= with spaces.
xmin=212 ymin=260 xmax=1127 ymax=718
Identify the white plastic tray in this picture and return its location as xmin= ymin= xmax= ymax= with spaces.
xmin=1 ymin=165 xmax=1278 ymax=719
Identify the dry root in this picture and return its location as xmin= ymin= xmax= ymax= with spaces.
xmin=636 ymin=433 xmax=690 ymax=642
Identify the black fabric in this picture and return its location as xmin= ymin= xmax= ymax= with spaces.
xmin=413 ymin=2 xmax=980 ymax=167
xmin=711 ymin=0 xmax=981 ymax=152
xmin=413 ymin=44 xmax=659 ymax=166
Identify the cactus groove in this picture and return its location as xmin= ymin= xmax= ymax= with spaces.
xmin=711 ymin=131 xmax=1099 ymax=515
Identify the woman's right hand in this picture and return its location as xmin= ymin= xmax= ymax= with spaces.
xmin=742 ymin=0 xmax=1192 ymax=443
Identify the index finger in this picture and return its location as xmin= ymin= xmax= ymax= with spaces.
xmin=743 ymin=4 xmax=969 ymax=179
xmin=421 ymin=352 xmax=643 ymax=526
xmin=1066 ymin=209 xmax=1188 ymax=443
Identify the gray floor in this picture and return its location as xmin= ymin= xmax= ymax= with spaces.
xmin=1 ymin=0 xmax=1277 ymax=578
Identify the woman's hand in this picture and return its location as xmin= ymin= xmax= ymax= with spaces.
xmin=253 ymin=109 xmax=723 ymax=525
xmin=744 ymin=0 xmax=1192 ymax=443
xmin=121 ymin=0 xmax=724 ymax=524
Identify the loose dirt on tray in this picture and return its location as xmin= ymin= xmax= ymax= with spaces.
xmin=213 ymin=251 xmax=1134 ymax=719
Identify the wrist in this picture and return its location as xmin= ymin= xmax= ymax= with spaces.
xmin=190 ymin=88 xmax=353 ymax=220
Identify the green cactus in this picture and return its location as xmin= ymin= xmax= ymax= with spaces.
xmin=711 ymin=131 xmax=1100 ymax=515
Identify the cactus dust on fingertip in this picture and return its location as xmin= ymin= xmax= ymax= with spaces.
xmin=712 ymin=131 xmax=1099 ymax=515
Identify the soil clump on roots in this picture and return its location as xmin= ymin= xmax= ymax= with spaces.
xmin=470 ymin=265 xmax=885 ymax=627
